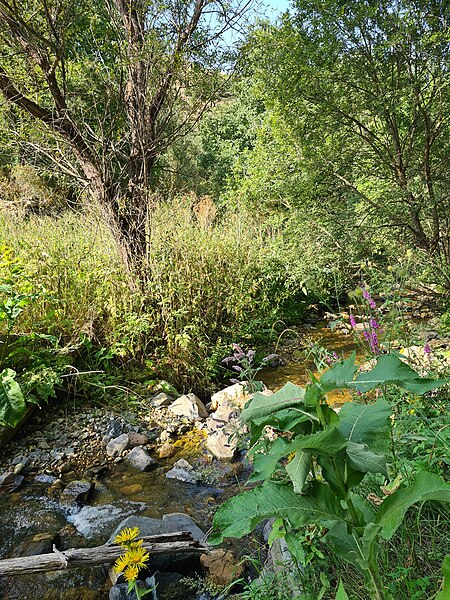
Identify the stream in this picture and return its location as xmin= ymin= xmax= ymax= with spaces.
xmin=0 ymin=309 xmax=441 ymax=599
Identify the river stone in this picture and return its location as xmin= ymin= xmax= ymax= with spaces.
xmin=200 ymin=549 xmax=245 ymax=586
xmin=13 ymin=532 xmax=56 ymax=557
xmin=210 ymin=383 xmax=251 ymax=411
xmin=168 ymin=394 xmax=209 ymax=420
xmin=128 ymin=432 xmax=149 ymax=448
xmin=0 ymin=471 xmax=24 ymax=494
xmin=106 ymin=433 xmax=130 ymax=458
xmin=165 ymin=466 xmax=198 ymax=484
xmin=151 ymin=392 xmax=174 ymax=408
xmin=60 ymin=480 xmax=94 ymax=506
xmin=205 ymin=428 xmax=237 ymax=460
xmin=158 ymin=442 xmax=176 ymax=459
xmin=124 ymin=446 xmax=158 ymax=471
xmin=106 ymin=418 xmax=124 ymax=439
xmin=109 ymin=582 xmax=150 ymax=600
xmin=110 ymin=513 xmax=206 ymax=544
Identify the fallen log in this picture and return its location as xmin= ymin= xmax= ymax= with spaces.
xmin=0 ymin=531 xmax=209 ymax=577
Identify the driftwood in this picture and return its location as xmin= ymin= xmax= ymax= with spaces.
xmin=0 ymin=531 xmax=209 ymax=577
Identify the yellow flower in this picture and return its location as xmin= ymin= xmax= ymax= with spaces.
xmin=113 ymin=554 xmax=130 ymax=573
xmin=128 ymin=547 xmax=150 ymax=569
xmin=114 ymin=527 xmax=140 ymax=546
xmin=124 ymin=564 xmax=139 ymax=582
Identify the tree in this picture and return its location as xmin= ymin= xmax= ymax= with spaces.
xmin=245 ymin=0 xmax=450 ymax=284
xmin=0 ymin=0 xmax=251 ymax=280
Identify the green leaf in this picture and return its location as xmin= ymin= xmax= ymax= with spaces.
xmin=346 ymin=441 xmax=387 ymax=476
xmin=249 ymin=437 xmax=290 ymax=482
xmin=319 ymin=352 xmax=358 ymax=391
xmin=376 ymin=472 xmax=450 ymax=539
xmin=335 ymin=580 xmax=349 ymax=600
xmin=338 ymin=399 xmax=390 ymax=454
xmin=210 ymin=481 xmax=346 ymax=545
xmin=0 ymin=368 xmax=26 ymax=427
xmin=353 ymin=355 xmax=447 ymax=394
xmin=286 ymin=451 xmax=311 ymax=493
xmin=241 ymin=382 xmax=306 ymax=422
xmin=436 ymin=555 xmax=450 ymax=600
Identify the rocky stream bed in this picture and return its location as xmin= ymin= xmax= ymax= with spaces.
xmin=1 ymin=294 xmax=449 ymax=600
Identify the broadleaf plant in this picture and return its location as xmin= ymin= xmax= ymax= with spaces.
xmin=210 ymin=354 xmax=450 ymax=600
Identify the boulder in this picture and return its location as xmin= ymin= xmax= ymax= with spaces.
xmin=60 ymin=480 xmax=94 ymax=506
xmin=158 ymin=442 xmax=176 ymax=459
xmin=210 ymin=383 xmax=250 ymax=411
xmin=124 ymin=446 xmax=158 ymax=472
xmin=0 ymin=471 xmax=24 ymax=494
xmin=127 ymin=432 xmax=149 ymax=448
xmin=168 ymin=394 xmax=209 ymax=420
xmin=205 ymin=428 xmax=237 ymax=460
xmin=106 ymin=434 xmax=130 ymax=458
xmin=200 ymin=549 xmax=245 ymax=586
xmin=151 ymin=392 xmax=174 ymax=408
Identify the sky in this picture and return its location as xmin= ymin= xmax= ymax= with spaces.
xmin=262 ymin=0 xmax=291 ymax=19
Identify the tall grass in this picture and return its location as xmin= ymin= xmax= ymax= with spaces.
xmin=0 ymin=196 xmax=306 ymax=391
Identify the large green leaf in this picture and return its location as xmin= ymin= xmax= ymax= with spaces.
xmin=346 ymin=441 xmax=387 ymax=476
xmin=376 ymin=471 xmax=450 ymax=539
xmin=286 ymin=451 xmax=311 ymax=493
xmin=338 ymin=398 xmax=390 ymax=454
xmin=353 ymin=355 xmax=447 ymax=394
xmin=0 ymin=368 xmax=26 ymax=427
xmin=319 ymin=353 xmax=358 ymax=392
xmin=436 ymin=555 xmax=450 ymax=600
xmin=210 ymin=480 xmax=346 ymax=545
xmin=240 ymin=382 xmax=306 ymax=423
xmin=250 ymin=427 xmax=346 ymax=483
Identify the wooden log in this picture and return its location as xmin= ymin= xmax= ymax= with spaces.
xmin=0 ymin=531 xmax=209 ymax=577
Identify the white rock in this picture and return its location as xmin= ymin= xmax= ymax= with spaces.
xmin=168 ymin=394 xmax=209 ymax=420
xmin=106 ymin=434 xmax=129 ymax=458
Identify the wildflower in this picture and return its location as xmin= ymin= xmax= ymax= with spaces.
xmin=349 ymin=314 xmax=356 ymax=328
xmin=127 ymin=547 xmax=150 ymax=569
xmin=114 ymin=527 xmax=140 ymax=546
xmin=113 ymin=554 xmax=130 ymax=573
xmin=124 ymin=564 xmax=140 ymax=582
xmin=424 ymin=342 xmax=431 ymax=355
xmin=369 ymin=318 xmax=379 ymax=329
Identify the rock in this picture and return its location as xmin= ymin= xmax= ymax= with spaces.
xmin=106 ymin=418 xmax=124 ymax=439
xmin=12 ymin=455 xmax=30 ymax=467
xmin=0 ymin=471 xmax=24 ymax=494
xmin=200 ymin=549 xmax=245 ymax=586
xmin=35 ymin=474 xmax=58 ymax=485
xmin=67 ymin=501 xmax=147 ymax=539
xmin=124 ymin=446 xmax=158 ymax=472
xmin=106 ymin=434 xmax=130 ymax=458
xmin=168 ymin=394 xmax=209 ymax=420
xmin=60 ymin=480 xmax=94 ymax=506
xmin=109 ymin=582 xmax=151 ymax=600
xmin=165 ymin=459 xmax=198 ymax=484
xmin=110 ymin=513 xmax=206 ymax=545
xmin=205 ymin=428 xmax=237 ymax=460
xmin=120 ymin=483 xmax=143 ymax=495
xmin=158 ymin=442 xmax=176 ymax=459
xmin=210 ymin=383 xmax=251 ymax=411
xmin=128 ymin=432 xmax=149 ymax=448
xmin=37 ymin=439 xmax=51 ymax=450
xmin=151 ymin=392 xmax=174 ymax=408
xmin=13 ymin=533 xmax=56 ymax=557
xmin=13 ymin=463 xmax=24 ymax=475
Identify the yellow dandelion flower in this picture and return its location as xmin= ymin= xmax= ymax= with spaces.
xmin=128 ymin=546 xmax=150 ymax=569
xmin=114 ymin=527 xmax=140 ymax=546
xmin=123 ymin=564 xmax=139 ymax=582
xmin=113 ymin=553 xmax=130 ymax=573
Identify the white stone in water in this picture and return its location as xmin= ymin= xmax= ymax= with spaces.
xmin=106 ymin=434 xmax=130 ymax=458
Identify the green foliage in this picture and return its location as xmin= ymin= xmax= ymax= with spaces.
xmin=211 ymin=355 xmax=449 ymax=600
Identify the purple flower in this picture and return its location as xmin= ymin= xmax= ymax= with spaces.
xmin=232 ymin=343 xmax=243 ymax=353
xmin=369 ymin=318 xmax=379 ymax=329
xmin=349 ymin=314 xmax=357 ymax=328
xmin=230 ymin=378 xmax=241 ymax=385
xmin=362 ymin=287 xmax=376 ymax=309
xmin=369 ymin=299 xmax=377 ymax=309
xmin=263 ymin=353 xmax=278 ymax=362
xmin=222 ymin=356 xmax=235 ymax=364
xmin=424 ymin=342 xmax=431 ymax=355
xmin=232 ymin=365 xmax=243 ymax=372
xmin=332 ymin=351 xmax=339 ymax=361
xmin=325 ymin=356 xmax=332 ymax=365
